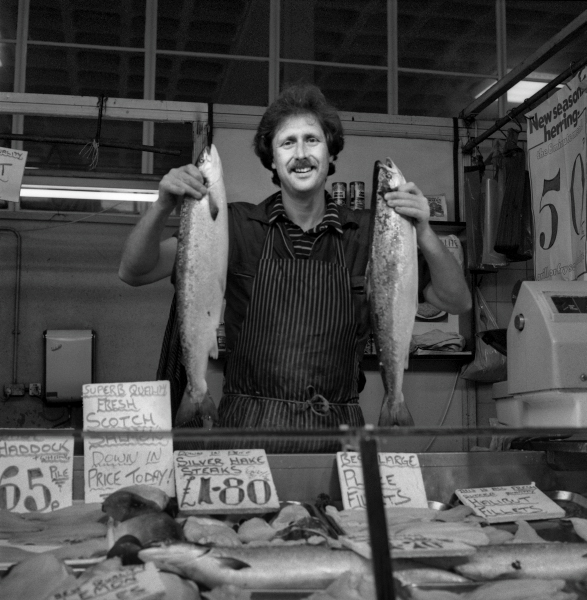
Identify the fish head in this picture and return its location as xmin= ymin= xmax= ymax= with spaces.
xmin=378 ymin=158 xmax=407 ymax=193
xmin=196 ymin=144 xmax=222 ymax=187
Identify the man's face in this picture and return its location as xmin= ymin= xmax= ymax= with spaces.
xmin=271 ymin=113 xmax=333 ymax=198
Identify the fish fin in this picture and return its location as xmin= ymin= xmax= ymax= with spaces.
xmin=200 ymin=390 xmax=219 ymax=427
xmin=175 ymin=388 xmax=199 ymax=427
xmin=209 ymin=336 xmax=219 ymax=360
xmin=216 ymin=556 xmax=251 ymax=571
xmin=378 ymin=392 xmax=415 ymax=427
xmin=208 ymin=195 xmax=219 ymax=221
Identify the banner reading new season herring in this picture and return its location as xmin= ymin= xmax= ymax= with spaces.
xmin=527 ymin=71 xmax=587 ymax=282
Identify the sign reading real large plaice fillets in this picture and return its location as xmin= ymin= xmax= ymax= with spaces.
xmin=83 ymin=381 xmax=175 ymax=503
xmin=526 ymin=69 xmax=587 ymax=282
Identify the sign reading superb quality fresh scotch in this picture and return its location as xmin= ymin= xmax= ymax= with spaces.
xmin=83 ymin=381 xmax=174 ymax=503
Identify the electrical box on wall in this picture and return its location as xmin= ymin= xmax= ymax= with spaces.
xmin=44 ymin=330 xmax=95 ymax=403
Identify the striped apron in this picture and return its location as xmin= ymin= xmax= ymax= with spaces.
xmin=217 ymin=223 xmax=365 ymax=453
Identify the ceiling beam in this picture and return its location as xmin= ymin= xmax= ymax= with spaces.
xmin=460 ymin=9 xmax=587 ymax=121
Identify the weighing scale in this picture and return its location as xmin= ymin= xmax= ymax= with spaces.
xmin=493 ymin=280 xmax=587 ymax=465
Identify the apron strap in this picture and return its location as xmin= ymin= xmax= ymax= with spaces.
xmin=224 ymin=385 xmax=333 ymax=417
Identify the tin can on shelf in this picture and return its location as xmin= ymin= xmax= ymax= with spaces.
xmin=350 ymin=181 xmax=365 ymax=210
xmin=332 ymin=182 xmax=347 ymax=207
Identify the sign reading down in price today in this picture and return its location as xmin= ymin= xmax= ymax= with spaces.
xmin=0 ymin=434 xmax=74 ymax=513
xmin=174 ymin=449 xmax=280 ymax=514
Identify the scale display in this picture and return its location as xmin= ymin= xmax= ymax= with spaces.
xmin=549 ymin=295 xmax=587 ymax=314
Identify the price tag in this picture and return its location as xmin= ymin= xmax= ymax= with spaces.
xmin=0 ymin=147 xmax=28 ymax=202
xmin=0 ymin=434 xmax=74 ymax=513
xmin=455 ymin=483 xmax=565 ymax=523
xmin=83 ymin=381 xmax=175 ymax=503
xmin=337 ymin=451 xmax=428 ymax=510
xmin=174 ymin=449 xmax=280 ymax=514
xmin=341 ymin=530 xmax=476 ymax=560
xmin=47 ymin=562 xmax=165 ymax=600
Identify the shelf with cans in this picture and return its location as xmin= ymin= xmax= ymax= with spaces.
xmin=331 ymin=181 xmax=465 ymax=234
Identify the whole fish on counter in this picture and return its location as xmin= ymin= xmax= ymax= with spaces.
xmin=368 ymin=158 xmax=418 ymax=426
xmin=451 ymin=542 xmax=587 ymax=581
xmin=175 ymin=144 xmax=229 ymax=428
xmin=139 ymin=542 xmax=371 ymax=589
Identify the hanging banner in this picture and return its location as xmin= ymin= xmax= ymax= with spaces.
xmin=526 ymin=70 xmax=587 ymax=281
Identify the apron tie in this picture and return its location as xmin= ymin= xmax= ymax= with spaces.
xmin=303 ymin=385 xmax=330 ymax=416
xmin=224 ymin=386 xmax=331 ymax=417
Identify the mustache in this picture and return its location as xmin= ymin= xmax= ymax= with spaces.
xmin=290 ymin=159 xmax=313 ymax=170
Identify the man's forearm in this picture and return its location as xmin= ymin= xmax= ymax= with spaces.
xmin=119 ymin=202 xmax=175 ymax=284
xmin=417 ymin=224 xmax=471 ymax=314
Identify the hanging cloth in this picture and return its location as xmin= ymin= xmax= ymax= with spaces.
xmin=494 ymin=128 xmax=533 ymax=261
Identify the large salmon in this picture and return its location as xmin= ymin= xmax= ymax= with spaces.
xmin=138 ymin=543 xmax=371 ymax=589
xmin=369 ymin=158 xmax=418 ymax=426
xmin=175 ymin=144 xmax=228 ymax=428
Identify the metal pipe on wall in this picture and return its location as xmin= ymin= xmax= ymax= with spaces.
xmin=0 ymin=228 xmax=22 ymax=385
xmin=462 ymin=53 xmax=587 ymax=154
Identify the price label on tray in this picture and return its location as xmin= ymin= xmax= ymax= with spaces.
xmin=336 ymin=451 xmax=428 ymax=510
xmin=174 ymin=449 xmax=280 ymax=514
xmin=455 ymin=483 xmax=565 ymax=523
xmin=0 ymin=433 xmax=74 ymax=513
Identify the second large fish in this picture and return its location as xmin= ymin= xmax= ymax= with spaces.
xmin=369 ymin=158 xmax=417 ymax=426
xmin=175 ymin=144 xmax=228 ymax=427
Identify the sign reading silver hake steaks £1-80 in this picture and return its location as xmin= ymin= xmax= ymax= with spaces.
xmin=174 ymin=449 xmax=280 ymax=514
xmin=83 ymin=381 xmax=175 ymax=503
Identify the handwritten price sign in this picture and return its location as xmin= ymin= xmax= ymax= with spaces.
xmin=0 ymin=435 xmax=74 ymax=513
xmin=456 ymin=483 xmax=565 ymax=523
xmin=174 ymin=449 xmax=280 ymax=515
xmin=337 ymin=451 xmax=428 ymax=510
xmin=83 ymin=381 xmax=175 ymax=503
xmin=0 ymin=146 xmax=28 ymax=202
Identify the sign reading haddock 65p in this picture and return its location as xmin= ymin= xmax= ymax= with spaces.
xmin=526 ymin=70 xmax=587 ymax=282
xmin=83 ymin=381 xmax=175 ymax=503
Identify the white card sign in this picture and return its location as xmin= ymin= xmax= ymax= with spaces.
xmin=337 ymin=452 xmax=428 ymax=510
xmin=341 ymin=531 xmax=476 ymax=560
xmin=0 ymin=147 xmax=28 ymax=202
xmin=83 ymin=381 xmax=175 ymax=503
xmin=48 ymin=562 xmax=165 ymax=600
xmin=0 ymin=434 xmax=74 ymax=513
xmin=174 ymin=449 xmax=280 ymax=514
xmin=455 ymin=483 xmax=565 ymax=523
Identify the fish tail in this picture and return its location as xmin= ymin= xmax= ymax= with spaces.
xmin=378 ymin=392 xmax=415 ymax=427
xmin=175 ymin=387 xmax=200 ymax=427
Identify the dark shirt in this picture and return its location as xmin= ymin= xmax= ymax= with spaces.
xmin=223 ymin=191 xmax=430 ymax=356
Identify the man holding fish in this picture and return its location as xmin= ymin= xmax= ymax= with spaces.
xmin=119 ymin=83 xmax=470 ymax=451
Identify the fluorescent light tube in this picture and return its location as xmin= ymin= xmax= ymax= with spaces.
xmin=20 ymin=185 xmax=158 ymax=202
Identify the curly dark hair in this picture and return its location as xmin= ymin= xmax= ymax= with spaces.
xmin=253 ymin=83 xmax=345 ymax=186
